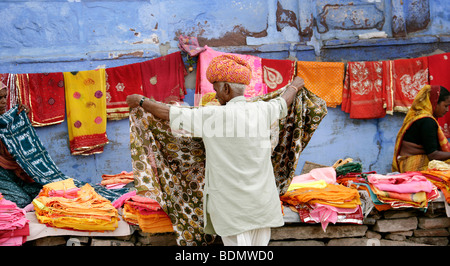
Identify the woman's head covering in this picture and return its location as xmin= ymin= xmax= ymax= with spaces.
xmin=206 ymin=54 xmax=252 ymax=85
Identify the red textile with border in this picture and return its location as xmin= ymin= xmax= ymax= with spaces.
xmin=428 ymin=53 xmax=450 ymax=137
xmin=342 ymin=61 xmax=390 ymax=119
xmin=105 ymin=63 xmax=143 ymax=120
xmin=261 ymin=58 xmax=296 ymax=93
xmin=17 ymin=73 xmax=65 ymax=127
xmin=140 ymin=52 xmax=187 ymax=103
xmin=391 ymin=57 xmax=429 ymax=112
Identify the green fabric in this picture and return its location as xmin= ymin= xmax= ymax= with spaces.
xmin=129 ymin=87 xmax=327 ymax=246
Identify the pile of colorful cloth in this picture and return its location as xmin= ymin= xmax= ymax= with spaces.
xmin=101 ymin=171 xmax=134 ymax=190
xmin=122 ymin=195 xmax=173 ymax=234
xmin=0 ymin=192 xmax=29 ymax=246
xmin=338 ymin=170 xmax=439 ymax=211
xmin=280 ymin=167 xmax=363 ymax=231
xmin=421 ymin=168 xmax=450 ymax=204
xmin=33 ymin=179 xmax=119 ymax=231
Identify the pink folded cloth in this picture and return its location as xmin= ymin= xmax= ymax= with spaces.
xmin=367 ymin=172 xmax=433 ymax=193
xmin=291 ymin=167 xmax=336 ymax=184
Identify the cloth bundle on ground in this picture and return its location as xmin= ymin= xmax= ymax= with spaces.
xmin=0 ymin=106 xmax=124 ymax=204
xmin=0 ymin=192 xmax=29 ymax=246
xmin=421 ymin=169 xmax=450 ymax=204
xmin=284 ymin=167 xmax=363 ymax=231
xmin=366 ymin=172 xmax=439 ymax=209
xmin=16 ymin=72 xmax=66 ymax=127
xmin=122 ymin=195 xmax=173 ymax=233
xmin=130 ymin=87 xmax=327 ymax=245
xmin=101 ymin=171 xmax=134 ymax=189
xmin=33 ymin=179 xmax=119 ymax=231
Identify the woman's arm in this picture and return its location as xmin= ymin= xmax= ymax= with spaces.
xmin=282 ymin=76 xmax=305 ymax=107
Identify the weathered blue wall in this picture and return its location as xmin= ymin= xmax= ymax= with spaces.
xmin=0 ymin=0 xmax=449 ymax=183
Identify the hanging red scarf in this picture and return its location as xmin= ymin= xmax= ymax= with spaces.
xmin=140 ymin=52 xmax=187 ymax=103
xmin=17 ymin=73 xmax=65 ymax=127
xmin=428 ymin=52 xmax=450 ymax=137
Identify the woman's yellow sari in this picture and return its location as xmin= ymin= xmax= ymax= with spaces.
xmin=392 ymin=85 xmax=450 ymax=172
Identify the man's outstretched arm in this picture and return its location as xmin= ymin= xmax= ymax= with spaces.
xmin=126 ymin=95 xmax=170 ymax=121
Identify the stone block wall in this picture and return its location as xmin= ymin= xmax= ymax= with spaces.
xmin=25 ymin=201 xmax=449 ymax=246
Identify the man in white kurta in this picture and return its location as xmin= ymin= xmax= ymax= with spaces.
xmin=126 ymin=54 xmax=304 ymax=245
xmin=169 ymin=94 xmax=287 ymax=244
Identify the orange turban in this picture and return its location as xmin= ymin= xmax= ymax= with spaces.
xmin=206 ymin=54 xmax=252 ymax=85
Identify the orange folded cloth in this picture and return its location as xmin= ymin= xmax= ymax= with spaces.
xmin=101 ymin=171 xmax=134 ymax=186
xmin=122 ymin=196 xmax=173 ymax=233
xmin=280 ymin=183 xmax=361 ymax=209
xmin=33 ymin=180 xmax=119 ymax=231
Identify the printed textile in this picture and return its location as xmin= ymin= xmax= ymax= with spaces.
xmin=342 ymin=61 xmax=390 ymax=119
xmin=64 ymin=69 xmax=108 ymax=155
xmin=178 ymin=35 xmax=206 ymax=57
xmin=428 ymin=52 xmax=450 ymax=137
xmin=195 ymin=46 xmax=266 ymax=106
xmin=105 ymin=63 xmax=143 ymax=120
xmin=390 ymin=57 xmax=429 ymax=113
xmin=296 ymin=61 xmax=345 ymax=108
xmin=140 ymin=52 xmax=187 ymax=104
xmin=0 ymin=74 xmax=19 ymax=111
xmin=261 ymin=58 xmax=295 ymax=93
xmin=130 ymin=87 xmax=327 ymax=245
xmin=0 ymin=106 xmax=123 ymax=203
xmin=17 ymin=73 xmax=65 ymax=127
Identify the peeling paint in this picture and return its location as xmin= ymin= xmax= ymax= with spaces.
xmin=275 ymin=1 xmax=298 ymax=32
xmin=109 ymin=51 xmax=144 ymax=59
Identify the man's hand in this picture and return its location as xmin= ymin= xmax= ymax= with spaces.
xmin=17 ymin=103 xmax=30 ymax=114
xmin=126 ymin=94 xmax=145 ymax=108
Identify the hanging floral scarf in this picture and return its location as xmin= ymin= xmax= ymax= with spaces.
xmin=129 ymin=87 xmax=327 ymax=246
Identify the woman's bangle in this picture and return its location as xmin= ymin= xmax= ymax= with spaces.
xmin=139 ymin=96 xmax=146 ymax=107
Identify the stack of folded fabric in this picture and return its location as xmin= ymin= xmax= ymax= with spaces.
xmin=101 ymin=171 xmax=134 ymax=190
xmin=33 ymin=179 xmax=119 ymax=231
xmin=421 ymin=169 xmax=450 ymax=204
xmin=366 ymin=172 xmax=439 ymax=210
xmin=122 ymin=195 xmax=173 ymax=233
xmin=0 ymin=193 xmax=29 ymax=246
xmin=281 ymin=167 xmax=362 ymax=231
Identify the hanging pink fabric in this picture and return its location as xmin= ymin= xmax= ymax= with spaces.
xmin=195 ymin=46 xmax=266 ymax=106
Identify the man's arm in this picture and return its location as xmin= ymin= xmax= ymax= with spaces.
xmin=126 ymin=95 xmax=170 ymax=121
xmin=282 ymin=76 xmax=305 ymax=107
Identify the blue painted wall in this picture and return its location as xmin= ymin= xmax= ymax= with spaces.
xmin=0 ymin=0 xmax=449 ymax=183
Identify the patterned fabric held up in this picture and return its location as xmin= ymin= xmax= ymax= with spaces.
xmin=429 ymin=53 xmax=450 ymax=137
xmin=390 ymin=57 xmax=429 ymax=113
xmin=16 ymin=73 xmax=65 ymax=127
xmin=130 ymin=87 xmax=327 ymax=245
xmin=64 ymin=69 xmax=109 ymax=155
xmin=342 ymin=61 xmax=390 ymax=119
xmin=261 ymin=58 xmax=296 ymax=93
xmin=0 ymin=106 xmax=123 ymax=203
xmin=195 ymin=46 xmax=266 ymax=106
xmin=296 ymin=61 xmax=345 ymax=108
xmin=105 ymin=63 xmax=143 ymax=120
xmin=140 ymin=52 xmax=187 ymax=104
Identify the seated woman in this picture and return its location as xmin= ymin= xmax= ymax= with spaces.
xmin=393 ymin=85 xmax=450 ymax=173
xmin=0 ymin=81 xmax=40 ymax=208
